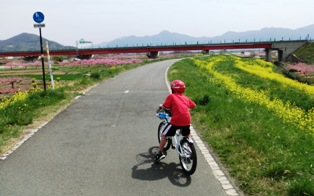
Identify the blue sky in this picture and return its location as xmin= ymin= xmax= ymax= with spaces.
xmin=1 ymin=0 xmax=313 ymax=46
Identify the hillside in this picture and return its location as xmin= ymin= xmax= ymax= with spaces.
xmin=294 ymin=42 xmax=314 ymax=64
xmin=0 ymin=33 xmax=74 ymax=52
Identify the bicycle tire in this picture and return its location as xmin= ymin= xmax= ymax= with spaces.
xmin=158 ymin=122 xmax=171 ymax=151
xmin=179 ymin=138 xmax=197 ymax=175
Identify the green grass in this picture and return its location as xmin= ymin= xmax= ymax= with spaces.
xmin=294 ymin=42 xmax=314 ymax=64
xmin=30 ymin=74 xmax=83 ymax=81
xmin=0 ymin=88 xmax=69 ymax=149
xmin=168 ymin=56 xmax=314 ymax=195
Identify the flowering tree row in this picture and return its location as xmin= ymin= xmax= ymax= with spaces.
xmin=4 ymin=56 xmax=145 ymax=69
xmin=4 ymin=61 xmax=43 ymax=69
xmin=0 ymin=77 xmax=26 ymax=88
xmin=287 ymin=63 xmax=314 ymax=75
xmin=58 ymin=57 xmax=143 ymax=66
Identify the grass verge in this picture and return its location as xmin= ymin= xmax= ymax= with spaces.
xmin=168 ymin=56 xmax=314 ymax=195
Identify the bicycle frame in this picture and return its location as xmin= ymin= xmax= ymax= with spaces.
xmin=173 ymin=130 xmax=191 ymax=158
xmin=156 ymin=109 xmax=197 ymax=175
xmin=156 ymin=110 xmax=190 ymax=157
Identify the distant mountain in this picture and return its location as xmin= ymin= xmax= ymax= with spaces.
xmin=97 ymin=24 xmax=314 ymax=47
xmin=0 ymin=33 xmax=75 ymax=52
xmin=99 ymin=30 xmax=210 ymax=47
xmin=1 ymin=24 xmax=313 ymax=52
xmin=97 ymin=30 xmax=211 ymax=47
xmin=212 ymin=25 xmax=314 ymax=42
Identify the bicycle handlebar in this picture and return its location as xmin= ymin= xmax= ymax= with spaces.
xmin=156 ymin=107 xmax=171 ymax=120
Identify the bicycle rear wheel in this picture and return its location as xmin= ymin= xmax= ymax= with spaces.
xmin=158 ymin=122 xmax=171 ymax=151
xmin=179 ymin=138 xmax=197 ymax=175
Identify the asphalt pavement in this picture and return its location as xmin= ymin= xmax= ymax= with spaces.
xmin=0 ymin=59 xmax=234 ymax=196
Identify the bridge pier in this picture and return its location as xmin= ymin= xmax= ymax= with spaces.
xmin=23 ymin=56 xmax=38 ymax=62
xmin=146 ymin=51 xmax=159 ymax=59
xmin=266 ymin=48 xmax=284 ymax=62
xmin=278 ymin=50 xmax=283 ymax=62
xmin=77 ymin=54 xmax=93 ymax=60
xmin=271 ymin=41 xmax=307 ymax=62
xmin=202 ymin=50 xmax=210 ymax=55
xmin=265 ymin=48 xmax=272 ymax=62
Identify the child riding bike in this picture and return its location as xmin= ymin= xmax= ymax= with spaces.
xmin=154 ymin=79 xmax=196 ymax=162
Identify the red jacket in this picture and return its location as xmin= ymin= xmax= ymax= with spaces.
xmin=163 ymin=93 xmax=196 ymax=126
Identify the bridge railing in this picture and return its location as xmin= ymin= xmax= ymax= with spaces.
xmin=100 ymin=36 xmax=312 ymax=49
xmin=0 ymin=36 xmax=312 ymax=57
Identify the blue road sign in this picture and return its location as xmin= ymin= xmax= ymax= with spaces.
xmin=33 ymin=12 xmax=44 ymax=23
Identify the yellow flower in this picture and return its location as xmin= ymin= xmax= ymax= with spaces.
xmin=0 ymin=88 xmax=38 ymax=110
xmin=192 ymin=55 xmax=314 ymax=132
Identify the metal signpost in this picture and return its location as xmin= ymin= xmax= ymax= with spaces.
xmin=33 ymin=11 xmax=46 ymax=91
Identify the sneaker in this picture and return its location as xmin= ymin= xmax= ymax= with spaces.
xmin=187 ymin=137 xmax=194 ymax=143
xmin=154 ymin=152 xmax=166 ymax=163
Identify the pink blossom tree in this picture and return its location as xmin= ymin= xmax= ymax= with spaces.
xmin=0 ymin=77 xmax=26 ymax=89
xmin=0 ymin=77 xmax=27 ymax=94
xmin=288 ymin=63 xmax=314 ymax=76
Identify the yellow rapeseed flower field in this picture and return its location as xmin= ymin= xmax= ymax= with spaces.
xmin=233 ymin=56 xmax=314 ymax=95
xmin=193 ymin=55 xmax=314 ymax=132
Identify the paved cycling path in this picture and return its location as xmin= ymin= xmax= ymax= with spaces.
xmin=0 ymin=60 xmax=238 ymax=195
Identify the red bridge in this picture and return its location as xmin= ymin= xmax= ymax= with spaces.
xmin=0 ymin=41 xmax=308 ymax=61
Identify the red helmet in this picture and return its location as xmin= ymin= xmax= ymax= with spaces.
xmin=170 ymin=80 xmax=185 ymax=94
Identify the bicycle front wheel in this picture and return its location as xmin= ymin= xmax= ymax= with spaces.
xmin=179 ymin=138 xmax=197 ymax=175
xmin=157 ymin=122 xmax=171 ymax=151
